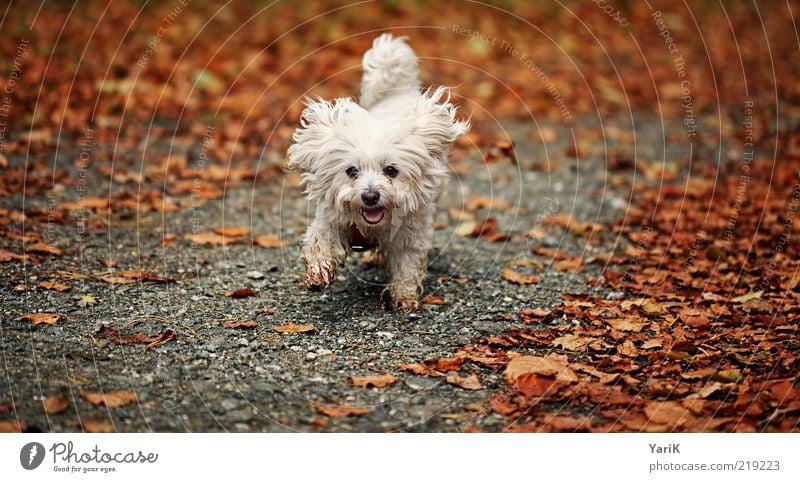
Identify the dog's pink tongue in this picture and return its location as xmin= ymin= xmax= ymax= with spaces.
xmin=364 ymin=207 xmax=385 ymax=223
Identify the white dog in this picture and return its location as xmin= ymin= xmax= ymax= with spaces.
xmin=287 ymin=34 xmax=469 ymax=312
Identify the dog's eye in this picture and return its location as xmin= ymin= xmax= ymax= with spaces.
xmin=346 ymin=166 xmax=359 ymax=179
xmin=383 ymin=166 xmax=399 ymax=178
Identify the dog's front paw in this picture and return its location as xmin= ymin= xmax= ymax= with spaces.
xmin=392 ymin=295 xmax=419 ymax=313
xmin=302 ymin=262 xmax=335 ymax=291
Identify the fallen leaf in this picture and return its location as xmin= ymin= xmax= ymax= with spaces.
xmin=454 ymin=220 xmax=478 ymax=237
xmin=77 ymin=295 xmax=97 ymax=305
xmin=80 ymin=390 xmax=137 ymax=408
xmin=223 ymin=320 xmax=258 ymax=329
xmin=275 ymin=321 xmax=315 ymax=333
xmin=18 ymin=313 xmax=63 ymax=325
xmin=185 ymin=231 xmax=237 ymax=246
xmin=446 ymin=373 xmax=483 ymax=390
xmin=214 ymin=226 xmax=249 ymax=237
xmin=553 ymin=333 xmax=591 ymax=351
xmin=315 ymin=403 xmax=370 ymax=417
xmin=96 ymin=325 xmax=176 ymax=346
xmin=504 ymin=355 xmax=578 ymax=383
xmin=27 ymin=242 xmax=63 ymax=255
xmin=350 ymin=374 xmax=397 ymax=388
xmin=43 ymin=395 xmax=70 ymax=414
xmin=95 ymin=275 xmax=136 ymax=285
xmin=606 ymin=318 xmax=647 ymax=332
xmin=421 ymin=294 xmax=445 ymax=305
xmin=82 ymin=419 xmax=115 ymax=432
xmin=225 ymin=288 xmax=258 ymax=298
xmin=253 ymin=234 xmax=288 ymax=248
xmin=0 ymin=420 xmax=27 ymax=432
xmin=397 ymin=362 xmax=446 ymax=377
xmin=502 ymin=268 xmax=540 ymax=285
xmin=0 ymin=249 xmax=29 ymax=262
xmin=470 ymin=217 xmax=498 ymax=237
xmin=37 ymin=281 xmax=71 ymax=292
xmin=732 ymin=291 xmax=763 ymax=303
xmin=433 ymin=357 xmax=465 ymax=371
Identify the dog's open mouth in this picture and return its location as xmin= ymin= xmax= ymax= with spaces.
xmin=361 ymin=206 xmax=386 ymax=224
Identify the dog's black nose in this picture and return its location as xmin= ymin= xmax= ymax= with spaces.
xmin=361 ymin=190 xmax=380 ymax=206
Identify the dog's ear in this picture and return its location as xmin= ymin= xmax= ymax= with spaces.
xmin=413 ymin=87 xmax=470 ymax=160
xmin=287 ymin=97 xmax=356 ymax=172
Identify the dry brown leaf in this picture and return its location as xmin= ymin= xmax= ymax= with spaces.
xmin=27 ymin=242 xmax=63 ymax=255
xmin=185 ymin=231 xmax=237 ymax=246
xmin=95 ymin=275 xmax=136 ymax=285
xmin=82 ymin=419 xmax=115 ymax=432
xmin=421 ymin=294 xmax=445 ymax=305
xmin=43 ymin=395 xmax=69 ymax=414
xmin=275 ymin=321 xmax=315 ymax=333
xmin=0 ymin=249 xmax=29 ymax=262
xmin=253 ymin=234 xmax=288 ymax=248
xmin=96 ymin=325 xmax=176 ymax=347
xmin=37 ymin=281 xmax=72 ymax=292
xmin=225 ymin=288 xmax=258 ymax=298
xmin=18 ymin=313 xmax=63 ymax=325
xmin=553 ymin=333 xmax=591 ymax=351
xmin=446 ymin=373 xmax=483 ymax=390
xmin=223 ymin=320 xmax=258 ymax=329
xmin=606 ymin=318 xmax=647 ymax=332
xmin=0 ymin=420 xmax=27 ymax=432
xmin=350 ymin=373 xmax=397 ymax=388
xmin=466 ymin=195 xmax=512 ymax=211
xmin=80 ymin=390 xmax=137 ymax=408
xmin=397 ymin=362 xmax=446 ymax=377
xmin=502 ymin=268 xmax=540 ymax=285
xmin=214 ymin=226 xmax=249 ymax=237
xmin=504 ymin=355 xmax=578 ymax=384
xmin=433 ymin=357 xmax=465 ymax=371
xmin=315 ymin=403 xmax=370 ymax=417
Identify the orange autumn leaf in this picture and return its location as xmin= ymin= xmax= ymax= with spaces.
xmin=27 ymin=242 xmax=62 ymax=255
xmin=225 ymin=288 xmax=258 ymax=298
xmin=37 ymin=281 xmax=71 ymax=292
xmin=315 ymin=403 xmax=370 ymax=417
xmin=274 ymin=321 xmax=315 ymax=333
xmin=214 ymin=226 xmax=250 ymax=237
xmin=185 ymin=231 xmax=237 ymax=246
xmin=80 ymin=390 xmax=137 ymax=408
xmin=502 ymin=268 xmax=540 ymax=285
xmin=43 ymin=395 xmax=70 ymax=414
xmin=223 ymin=320 xmax=258 ymax=329
xmin=421 ymin=294 xmax=445 ymax=305
xmin=350 ymin=373 xmax=397 ymax=388
xmin=253 ymin=234 xmax=288 ymax=248
xmin=19 ymin=313 xmax=63 ymax=325
xmin=446 ymin=373 xmax=483 ymax=390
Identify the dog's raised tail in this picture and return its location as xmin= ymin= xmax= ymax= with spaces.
xmin=360 ymin=33 xmax=420 ymax=109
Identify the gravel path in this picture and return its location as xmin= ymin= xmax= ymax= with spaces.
xmin=1 ymin=114 xmax=708 ymax=432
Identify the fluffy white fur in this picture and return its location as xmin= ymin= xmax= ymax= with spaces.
xmin=287 ymin=34 xmax=469 ymax=312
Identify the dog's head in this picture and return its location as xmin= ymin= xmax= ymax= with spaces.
xmin=287 ymin=88 xmax=469 ymax=230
